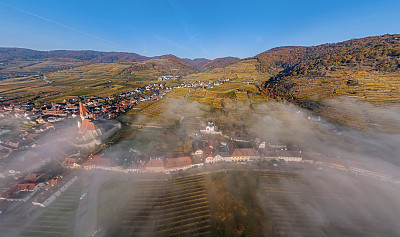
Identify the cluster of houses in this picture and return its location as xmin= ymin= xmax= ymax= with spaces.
xmin=158 ymin=75 xmax=180 ymax=81
xmin=0 ymin=78 xmax=235 ymax=161
xmin=0 ymin=172 xmax=58 ymax=202
xmin=60 ymin=120 xmax=305 ymax=174
xmin=0 ymin=84 xmax=169 ymax=159
xmin=0 ymin=83 xmax=167 ymax=121
xmin=61 ymin=154 xmax=193 ymax=174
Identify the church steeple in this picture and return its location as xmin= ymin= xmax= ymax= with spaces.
xmin=79 ymin=102 xmax=92 ymax=121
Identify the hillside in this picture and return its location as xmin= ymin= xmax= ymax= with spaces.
xmin=1 ymin=34 xmax=399 ymax=120
xmin=258 ymin=34 xmax=400 ymax=104
xmin=187 ymin=35 xmax=399 ymax=104
xmin=0 ymin=55 xmax=202 ymax=103
xmin=200 ymin=56 xmax=240 ymax=71
xmin=183 ymin=58 xmax=211 ymax=69
xmin=0 ymin=48 xmax=151 ymax=80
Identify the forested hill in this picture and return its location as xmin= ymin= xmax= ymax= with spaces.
xmin=0 ymin=48 xmax=151 ymax=63
xmin=200 ymin=56 xmax=240 ymax=71
xmin=256 ymin=34 xmax=400 ymax=108
xmin=256 ymin=34 xmax=400 ymax=75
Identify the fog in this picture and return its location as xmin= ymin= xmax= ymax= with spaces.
xmin=1 ymin=97 xmax=400 ymax=236
xmin=247 ymin=99 xmax=400 ymax=236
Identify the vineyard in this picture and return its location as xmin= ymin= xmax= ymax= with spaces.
xmin=4 ymin=180 xmax=82 ymax=237
xmin=257 ymin=171 xmax=400 ymax=236
xmin=101 ymin=175 xmax=211 ymax=237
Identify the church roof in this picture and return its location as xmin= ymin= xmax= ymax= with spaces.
xmin=80 ymin=118 xmax=99 ymax=131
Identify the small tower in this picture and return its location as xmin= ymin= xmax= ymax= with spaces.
xmin=79 ymin=102 xmax=92 ymax=121
xmin=78 ymin=102 xmax=93 ymax=129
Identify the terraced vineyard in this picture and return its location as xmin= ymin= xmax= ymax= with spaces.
xmin=113 ymin=175 xmax=211 ymax=237
xmin=287 ymin=71 xmax=400 ymax=105
xmin=257 ymin=171 xmax=400 ymax=236
xmin=16 ymin=181 xmax=81 ymax=237
xmin=184 ymin=58 xmax=271 ymax=83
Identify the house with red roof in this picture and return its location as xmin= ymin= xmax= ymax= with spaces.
xmin=165 ymin=157 xmax=192 ymax=172
xmin=62 ymin=157 xmax=81 ymax=168
xmin=82 ymin=155 xmax=111 ymax=170
xmin=232 ymin=148 xmax=260 ymax=162
xmin=145 ymin=158 xmax=165 ymax=173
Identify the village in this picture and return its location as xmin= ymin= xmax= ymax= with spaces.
xmin=0 ymin=77 xmax=397 ymax=220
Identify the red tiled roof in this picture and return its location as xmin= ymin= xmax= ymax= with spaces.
xmin=23 ymin=173 xmax=39 ymax=182
xmin=165 ymin=157 xmax=191 ymax=169
xmin=232 ymin=148 xmax=260 ymax=157
xmin=17 ymin=183 xmax=37 ymax=191
xmin=79 ymin=119 xmax=99 ymax=131
xmin=83 ymin=155 xmax=111 ymax=167
xmin=146 ymin=158 xmax=164 ymax=168
xmin=203 ymin=146 xmax=214 ymax=158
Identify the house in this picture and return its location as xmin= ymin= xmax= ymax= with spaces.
xmin=204 ymin=146 xmax=217 ymax=163
xmin=255 ymin=138 xmax=266 ymax=149
xmin=191 ymin=149 xmax=203 ymax=156
xmin=1 ymin=182 xmax=43 ymax=202
xmin=200 ymin=122 xmax=222 ymax=135
xmin=145 ymin=158 xmax=165 ymax=173
xmin=269 ymin=141 xmax=287 ymax=150
xmin=276 ymin=150 xmax=302 ymax=162
xmin=42 ymin=108 xmax=65 ymax=116
xmin=82 ymin=155 xmax=111 ymax=170
xmin=214 ymin=151 xmax=232 ymax=162
xmin=23 ymin=173 xmax=41 ymax=182
xmin=261 ymin=151 xmax=278 ymax=160
xmin=48 ymin=178 xmax=58 ymax=186
xmin=62 ymin=157 xmax=81 ymax=168
xmin=164 ymin=157 xmax=192 ymax=172
xmin=232 ymin=148 xmax=260 ymax=162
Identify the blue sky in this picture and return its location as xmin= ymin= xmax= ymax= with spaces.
xmin=0 ymin=0 xmax=399 ymax=59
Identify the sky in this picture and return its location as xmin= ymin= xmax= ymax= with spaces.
xmin=0 ymin=0 xmax=399 ymax=59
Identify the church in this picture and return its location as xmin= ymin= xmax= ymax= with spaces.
xmin=77 ymin=102 xmax=102 ymax=142
xmin=75 ymin=103 xmax=121 ymax=148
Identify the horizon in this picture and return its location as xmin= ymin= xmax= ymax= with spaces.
xmin=1 ymin=0 xmax=400 ymax=59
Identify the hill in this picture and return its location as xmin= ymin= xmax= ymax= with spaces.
xmin=183 ymin=56 xmax=240 ymax=71
xmin=200 ymin=56 xmax=240 ymax=71
xmin=0 ymin=55 xmax=201 ymax=103
xmin=257 ymin=34 xmax=400 ymax=106
xmin=187 ymin=34 xmax=399 ymax=105
xmin=183 ymin=58 xmax=211 ymax=69
xmin=0 ymin=48 xmax=151 ymax=80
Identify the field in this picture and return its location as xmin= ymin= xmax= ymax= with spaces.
xmin=0 ymin=70 xmax=158 ymax=104
xmin=98 ymin=175 xmax=211 ymax=237
xmin=256 ymin=170 xmax=400 ymax=236
xmin=0 ymin=56 xmax=196 ymax=103
xmin=17 ymin=180 xmax=81 ymax=237
xmin=184 ymin=58 xmax=272 ymax=84
xmin=287 ymin=71 xmax=400 ymax=105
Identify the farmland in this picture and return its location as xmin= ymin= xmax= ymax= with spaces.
xmin=0 ymin=179 xmax=82 ymax=237
xmin=98 ymin=175 xmax=211 ymax=237
xmin=0 ymin=56 xmax=194 ymax=103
